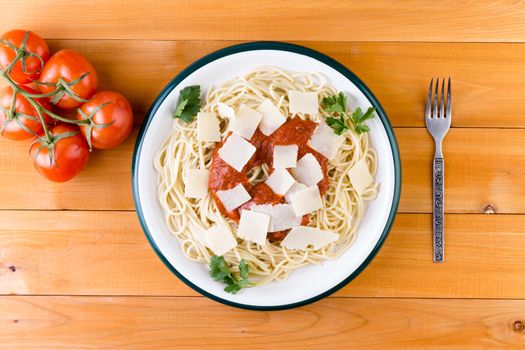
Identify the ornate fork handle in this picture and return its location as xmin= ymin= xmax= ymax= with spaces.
xmin=433 ymin=157 xmax=444 ymax=262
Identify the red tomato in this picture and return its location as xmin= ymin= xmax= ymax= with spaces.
xmin=39 ymin=49 xmax=98 ymax=110
xmin=0 ymin=30 xmax=49 ymax=84
xmin=0 ymin=85 xmax=53 ymax=140
xmin=30 ymin=124 xmax=90 ymax=182
xmin=76 ymin=91 xmax=133 ymax=149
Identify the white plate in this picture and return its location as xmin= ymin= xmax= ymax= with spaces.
xmin=132 ymin=42 xmax=401 ymax=310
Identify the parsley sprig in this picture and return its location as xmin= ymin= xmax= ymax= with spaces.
xmin=322 ymin=92 xmax=376 ymax=135
xmin=173 ymin=85 xmax=201 ymax=122
xmin=209 ymin=256 xmax=252 ymax=294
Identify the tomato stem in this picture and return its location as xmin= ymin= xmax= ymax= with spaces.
xmin=0 ymin=33 xmax=93 ymax=143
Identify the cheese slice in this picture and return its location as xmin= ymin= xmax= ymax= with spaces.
xmin=273 ymin=144 xmax=298 ymax=168
xmin=217 ymin=102 xmax=235 ymax=119
xmin=291 ymin=153 xmax=323 ymax=186
xmin=288 ymin=91 xmax=318 ymax=115
xmin=216 ymin=184 xmax=251 ymax=212
xmin=197 ymin=112 xmax=221 ymax=142
xmin=308 ymin=121 xmax=345 ymax=160
xmin=218 ymin=134 xmax=256 ymax=172
xmin=231 ymin=104 xmax=262 ymax=140
xmin=348 ymin=158 xmax=374 ymax=195
xmin=257 ymin=99 xmax=286 ymax=135
xmin=289 ymin=185 xmax=323 ymax=216
xmin=251 ymin=204 xmax=302 ymax=232
xmin=237 ymin=210 xmax=270 ymax=245
xmin=281 ymin=226 xmax=339 ymax=250
xmin=184 ymin=169 xmax=209 ymax=199
xmin=265 ymin=168 xmax=295 ymax=195
xmin=204 ymin=224 xmax=237 ymax=256
xmin=284 ymin=182 xmax=307 ymax=203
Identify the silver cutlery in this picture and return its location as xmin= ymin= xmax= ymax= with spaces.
xmin=425 ymin=78 xmax=451 ymax=263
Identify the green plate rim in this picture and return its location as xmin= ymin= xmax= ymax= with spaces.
xmin=132 ymin=41 xmax=402 ymax=311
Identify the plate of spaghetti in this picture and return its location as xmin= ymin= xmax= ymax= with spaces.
xmin=132 ymin=42 xmax=401 ymax=310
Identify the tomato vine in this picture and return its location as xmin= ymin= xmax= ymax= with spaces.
xmin=0 ymin=31 xmax=102 ymax=147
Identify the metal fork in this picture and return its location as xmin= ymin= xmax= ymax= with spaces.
xmin=425 ymin=78 xmax=451 ymax=263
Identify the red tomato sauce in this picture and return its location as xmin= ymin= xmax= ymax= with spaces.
xmin=208 ymin=118 xmax=329 ymax=240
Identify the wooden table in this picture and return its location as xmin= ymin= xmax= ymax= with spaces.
xmin=2 ymin=1 xmax=525 ymax=348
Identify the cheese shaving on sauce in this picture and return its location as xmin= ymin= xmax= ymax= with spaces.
xmin=273 ymin=144 xmax=298 ymax=168
xmin=291 ymin=153 xmax=323 ymax=186
xmin=216 ymin=184 xmax=251 ymax=212
xmin=308 ymin=120 xmax=345 ymax=160
xmin=289 ymin=185 xmax=323 ymax=216
xmin=265 ymin=168 xmax=296 ymax=195
xmin=284 ymin=182 xmax=307 ymax=203
xmin=237 ymin=210 xmax=271 ymax=245
xmin=257 ymin=99 xmax=286 ymax=136
xmin=218 ymin=134 xmax=256 ymax=172
xmin=250 ymin=203 xmax=302 ymax=232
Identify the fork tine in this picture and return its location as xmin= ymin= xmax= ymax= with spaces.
xmin=433 ymin=78 xmax=439 ymax=118
xmin=439 ymin=78 xmax=445 ymax=118
xmin=425 ymin=78 xmax=433 ymax=119
xmin=446 ymin=77 xmax=451 ymax=119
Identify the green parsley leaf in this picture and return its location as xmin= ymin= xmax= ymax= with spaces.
xmin=349 ymin=107 xmax=375 ymax=135
xmin=322 ymin=91 xmax=347 ymax=114
xmin=322 ymin=92 xmax=375 ymax=135
xmin=209 ymin=256 xmax=252 ymax=294
xmin=173 ymin=85 xmax=201 ymax=122
xmin=239 ymin=259 xmax=249 ymax=279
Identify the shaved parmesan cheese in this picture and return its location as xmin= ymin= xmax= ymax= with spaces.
xmin=251 ymin=204 xmax=302 ymax=232
xmin=257 ymin=99 xmax=286 ymax=135
xmin=184 ymin=169 xmax=209 ymax=199
xmin=284 ymin=182 xmax=307 ymax=203
xmin=288 ymin=91 xmax=318 ymax=115
xmin=231 ymin=104 xmax=262 ymax=140
xmin=197 ymin=112 xmax=221 ymax=142
xmin=218 ymin=134 xmax=256 ymax=172
xmin=281 ymin=226 xmax=339 ymax=250
xmin=291 ymin=153 xmax=323 ymax=186
xmin=273 ymin=144 xmax=298 ymax=168
xmin=289 ymin=185 xmax=323 ymax=216
xmin=348 ymin=158 xmax=374 ymax=195
xmin=216 ymin=184 xmax=251 ymax=212
xmin=265 ymin=168 xmax=295 ymax=195
xmin=217 ymin=102 xmax=235 ymax=119
xmin=237 ymin=210 xmax=270 ymax=245
xmin=204 ymin=224 xmax=237 ymax=256
xmin=308 ymin=121 xmax=345 ymax=160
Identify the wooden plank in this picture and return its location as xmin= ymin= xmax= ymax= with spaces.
xmin=24 ymin=39 xmax=525 ymax=128
xmin=2 ymin=211 xmax=525 ymax=298
xmin=397 ymin=128 xmax=525 ymax=214
xmin=1 ymin=127 xmax=523 ymax=212
xmin=1 ymin=295 xmax=525 ymax=349
xmin=2 ymin=1 xmax=525 ymax=42
xmin=0 ymin=129 xmax=134 ymax=211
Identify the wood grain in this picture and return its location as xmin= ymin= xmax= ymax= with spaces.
xmin=34 ymin=39 xmax=525 ymax=128
xmin=1 ymin=127 xmax=524 ymax=213
xmin=1 ymin=296 xmax=525 ymax=349
xmin=2 ymin=1 xmax=525 ymax=43
xmin=2 ymin=211 xmax=525 ymax=299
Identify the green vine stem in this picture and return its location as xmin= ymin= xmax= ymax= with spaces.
xmin=0 ymin=33 xmax=97 ymax=144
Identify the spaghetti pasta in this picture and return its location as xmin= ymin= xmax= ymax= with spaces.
xmin=154 ymin=67 xmax=378 ymax=286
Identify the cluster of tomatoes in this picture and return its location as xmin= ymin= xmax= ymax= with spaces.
xmin=0 ymin=29 xmax=133 ymax=182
